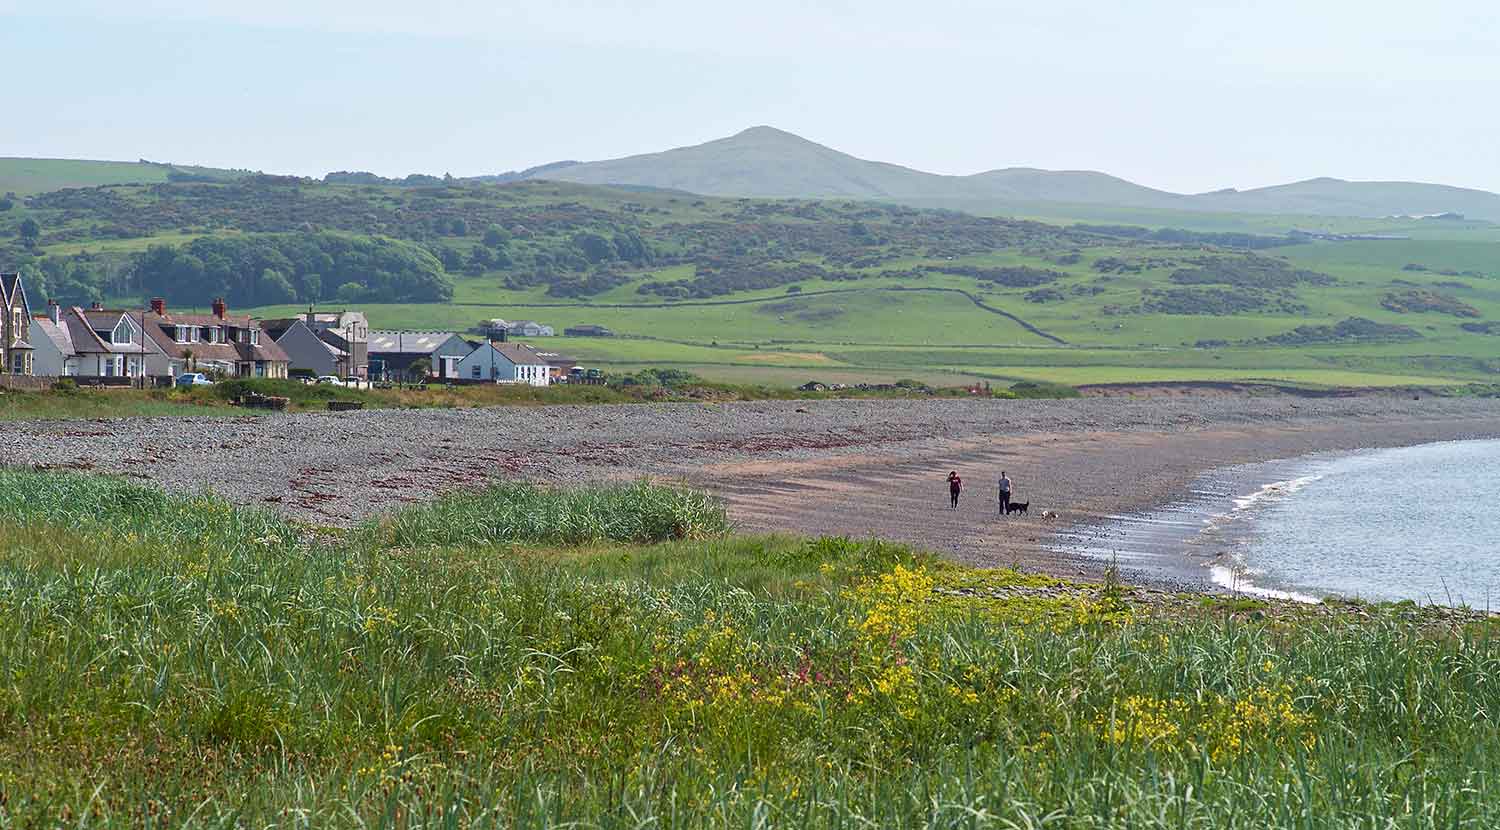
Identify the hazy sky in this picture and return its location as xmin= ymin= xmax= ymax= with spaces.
xmin=4 ymin=1 xmax=1498 ymax=193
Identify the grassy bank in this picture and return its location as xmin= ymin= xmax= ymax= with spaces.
xmin=0 ymin=376 xmax=1072 ymax=421
xmin=1 ymin=471 xmax=1497 ymax=827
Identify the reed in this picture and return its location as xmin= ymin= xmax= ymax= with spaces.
xmin=367 ymin=479 xmax=731 ymax=547
xmin=0 ymin=469 xmax=1497 ymax=828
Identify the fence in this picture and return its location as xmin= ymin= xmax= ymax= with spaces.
xmin=0 ymin=375 xmax=171 ymax=391
xmin=0 ymin=375 xmax=54 ymax=391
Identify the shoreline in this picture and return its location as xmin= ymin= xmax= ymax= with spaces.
xmin=702 ymin=409 xmax=1500 ymax=589
xmin=4 ymin=396 xmax=1500 ymax=593
xmin=1045 ymin=454 xmax=1336 ymax=600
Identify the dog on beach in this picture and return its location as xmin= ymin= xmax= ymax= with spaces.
xmin=1040 ymin=510 xmax=1058 ymax=521
xmin=1004 ymin=501 xmax=1029 ymax=515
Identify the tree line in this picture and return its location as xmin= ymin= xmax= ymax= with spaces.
xmin=15 ymin=232 xmax=452 ymax=308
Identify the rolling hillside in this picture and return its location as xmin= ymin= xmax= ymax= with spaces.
xmin=527 ymin=127 xmax=1500 ymax=222
xmin=4 ymin=172 xmax=1499 ymax=389
xmin=0 ymin=158 xmax=250 ymax=197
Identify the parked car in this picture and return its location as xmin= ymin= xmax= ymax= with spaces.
xmin=175 ymin=373 xmax=213 ymax=387
xmin=315 ymin=375 xmax=344 ymax=386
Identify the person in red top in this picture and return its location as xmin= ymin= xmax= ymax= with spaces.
xmin=946 ymin=471 xmax=962 ymax=509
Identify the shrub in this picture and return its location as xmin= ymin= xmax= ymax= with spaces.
xmin=368 ymin=481 xmax=731 ymax=547
xmin=1008 ymin=380 xmax=1081 ymax=398
xmin=0 ymin=468 xmax=295 ymax=552
xmin=1381 ymin=289 xmax=1481 ymax=318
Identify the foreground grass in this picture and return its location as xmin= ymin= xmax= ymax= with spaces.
xmin=1 ymin=471 xmax=1498 ymax=827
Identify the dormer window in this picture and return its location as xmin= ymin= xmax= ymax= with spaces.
xmin=111 ymin=318 xmax=133 ymax=345
xmin=250 ymin=330 xmax=260 ymax=347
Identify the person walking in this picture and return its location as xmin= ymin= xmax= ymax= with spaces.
xmin=946 ymin=471 xmax=963 ymax=509
xmin=998 ymin=471 xmax=1012 ymax=516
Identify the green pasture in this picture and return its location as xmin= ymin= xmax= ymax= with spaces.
xmin=0 ymin=157 xmax=171 ymax=196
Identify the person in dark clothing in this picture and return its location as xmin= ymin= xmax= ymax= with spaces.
xmin=998 ymin=471 xmax=1012 ymax=516
xmin=947 ymin=471 xmax=962 ymax=509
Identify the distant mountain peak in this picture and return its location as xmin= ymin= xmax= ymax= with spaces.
xmin=518 ymin=128 xmax=1500 ymax=221
xmin=731 ymin=125 xmax=805 ymax=140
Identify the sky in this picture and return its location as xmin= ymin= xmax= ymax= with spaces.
xmin=3 ymin=1 xmax=1499 ymax=194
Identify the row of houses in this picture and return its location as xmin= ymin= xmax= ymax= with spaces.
xmin=0 ymin=271 xmax=585 ymax=387
xmin=4 ymin=280 xmax=291 ymax=381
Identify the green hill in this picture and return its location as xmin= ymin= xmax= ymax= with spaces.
xmin=0 ymin=157 xmax=249 ymax=197
xmin=4 ymin=173 xmax=1500 ymax=389
xmin=534 ymin=126 xmax=1180 ymax=206
xmin=528 ymin=127 xmax=1500 ymax=223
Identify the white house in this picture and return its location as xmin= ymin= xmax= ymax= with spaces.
xmin=455 ymin=341 xmax=551 ymax=386
xmin=31 ymin=303 xmax=173 ymax=379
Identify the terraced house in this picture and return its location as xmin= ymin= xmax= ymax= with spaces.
xmin=141 ymin=297 xmax=290 ymax=378
xmin=0 ymin=272 xmax=35 ymax=375
xmin=30 ymin=302 xmax=172 ymax=379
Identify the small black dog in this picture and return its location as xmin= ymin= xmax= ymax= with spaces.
xmin=1005 ymin=501 xmax=1029 ymax=515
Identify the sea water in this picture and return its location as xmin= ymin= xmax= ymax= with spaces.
xmin=1049 ymin=438 xmax=1500 ymax=607
xmin=1213 ymin=439 xmax=1500 ymax=606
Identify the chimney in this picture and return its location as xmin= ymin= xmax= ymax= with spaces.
xmin=211 ymin=297 xmax=227 ymax=320
xmin=149 ymin=297 xmax=165 ymax=316
xmin=47 ymin=298 xmax=61 ymax=325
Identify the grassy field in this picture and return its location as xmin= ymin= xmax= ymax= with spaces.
xmin=0 ymin=157 xmax=245 ymax=197
xmin=2 ymin=469 xmax=1499 ymax=827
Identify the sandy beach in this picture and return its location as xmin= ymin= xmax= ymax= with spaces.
xmin=704 ymin=414 xmax=1500 ymax=584
xmin=5 ymin=394 xmax=1500 ymax=586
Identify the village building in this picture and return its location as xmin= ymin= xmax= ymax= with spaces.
xmin=262 ymin=310 xmax=369 ymax=378
xmin=30 ymin=302 xmax=173 ymax=379
xmin=455 ymin=341 xmax=551 ymax=386
xmin=532 ymin=350 xmax=581 ymax=381
xmin=0 ymin=272 xmax=35 ymax=376
xmin=479 ymin=318 xmax=555 ymax=338
xmin=140 ymin=298 xmax=290 ymax=378
xmin=368 ymin=330 xmax=472 ymax=381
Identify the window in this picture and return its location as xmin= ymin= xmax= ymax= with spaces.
xmin=208 ymin=326 xmax=222 ymax=344
xmin=11 ymin=353 xmax=24 ymax=374
xmin=250 ymin=330 xmax=260 ymax=347
xmin=112 ymin=318 xmax=133 ymax=345
xmin=174 ymin=325 xmax=189 ymax=343
xmin=471 ymin=365 xmax=481 ymax=379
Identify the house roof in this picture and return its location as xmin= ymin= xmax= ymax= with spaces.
xmin=61 ymin=308 xmax=143 ymax=355
xmin=142 ymin=310 xmax=290 ymax=364
xmin=369 ymin=330 xmax=465 ymax=354
xmin=476 ymin=341 xmax=548 ymax=365
xmin=264 ymin=318 xmax=350 ymax=358
xmin=259 ymin=318 xmax=300 ymax=339
xmin=31 ymin=315 xmax=77 ymax=357
xmin=0 ymin=272 xmax=19 ymax=305
xmin=532 ymin=351 xmax=580 ymax=368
